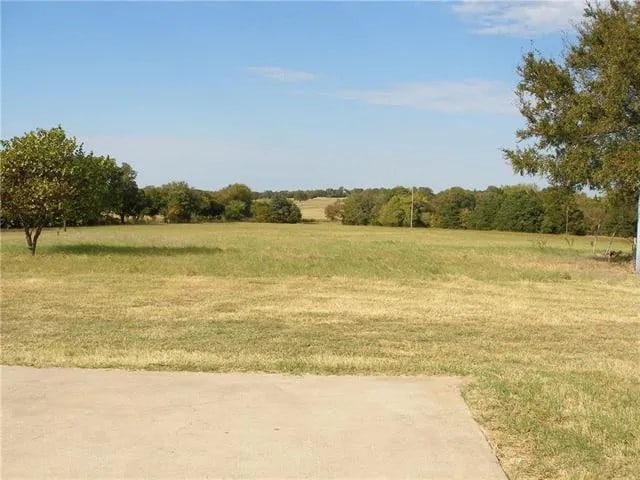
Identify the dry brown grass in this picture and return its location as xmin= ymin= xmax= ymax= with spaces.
xmin=295 ymin=196 xmax=343 ymax=221
xmin=1 ymin=223 xmax=639 ymax=479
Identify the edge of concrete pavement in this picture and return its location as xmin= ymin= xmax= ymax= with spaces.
xmin=1 ymin=365 xmax=507 ymax=479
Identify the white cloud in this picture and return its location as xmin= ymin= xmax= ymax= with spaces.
xmin=330 ymin=80 xmax=515 ymax=115
xmin=452 ymin=0 xmax=585 ymax=36
xmin=247 ymin=66 xmax=316 ymax=82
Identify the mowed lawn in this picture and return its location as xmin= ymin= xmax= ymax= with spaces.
xmin=1 ymin=223 xmax=639 ymax=479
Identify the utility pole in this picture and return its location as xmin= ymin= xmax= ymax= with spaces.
xmin=410 ymin=186 xmax=414 ymax=229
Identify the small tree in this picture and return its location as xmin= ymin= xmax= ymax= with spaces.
xmin=324 ymin=199 xmax=344 ymax=222
xmin=267 ymin=196 xmax=302 ymax=223
xmin=109 ymin=162 xmax=140 ymax=224
xmin=163 ymin=181 xmax=200 ymax=223
xmin=252 ymin=197 xmax=302 ymax=223
xmin=0 ymin=126 xmax=107 ymax=254
xmin=214 ymin=183 xmax=253 ymax=218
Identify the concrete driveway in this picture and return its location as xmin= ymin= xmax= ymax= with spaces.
xmin=1 ymin=366 xmax=505 ymax=479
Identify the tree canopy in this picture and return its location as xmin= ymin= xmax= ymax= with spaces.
xmin=0 ymin=127 xmax=116 ymax=254
xmin=505 ymin=1 xmax=639 ymax=194
xmin=503 ymin=0 xmax=639 ymax=267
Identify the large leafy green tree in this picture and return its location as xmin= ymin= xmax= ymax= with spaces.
xmin=214 ymin=183 xmax=253 ymax=218
xmin=433 ymin=187 xmax=475 ymax=229
xmin=341 ymin=190 xmax=386 ymax=226
xmin=251 ymin=196 xmax=302 ymax=224
xmin=162 ymin=181 xmax=200 ymax=223
xmin=64 ymin=153 xmax=119 ymax=226
xmin=504 ymin=1 xmax=639 ymax=268
xmin=140 ymin=185 xmax=167 ymax=218
xmin=377 ymin=192 xmax=432 ymax=227
xmin=467 ymin=187 xmax=504 ymax=231
xmin=494 ymin=186 xmax=544 ymax=233
xmin=198 ymin=192 xmax=225 ymax=220
xmin=0 ymin=127 xmax=113 ymax=254
xmin=109 ymin=162 xmax=140 ymax=224
xmin=263 ymin=196 xmax=302 ymax=224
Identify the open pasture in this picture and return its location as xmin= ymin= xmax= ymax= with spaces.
xmin=1 ymin=223 xmax=638 ymax=479
xmin=295 ymin=196 xmax=341 ymax=221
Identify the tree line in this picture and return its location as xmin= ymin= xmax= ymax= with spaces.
xmin=254 ymin=187 xmax=349 ymax=201
xmin=0 ymin=126 xmax=636 ymax=256
xmin=140 ymin=182 xmax=301 ymax=224
xmin=0 ymin=127 xmax=301 ymax=254
xmin=12 ymin=127 xmax=626 ymax=239
xmin=323 ymin=185 xmax=637 ymax=238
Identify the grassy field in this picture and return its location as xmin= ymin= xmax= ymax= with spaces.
xmin=295 ymin=196 xmax=342 ymax=221
xmin=1 ymin=222 xmax=639 ymax=479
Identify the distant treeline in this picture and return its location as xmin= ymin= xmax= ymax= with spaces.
xmin=139 ymin=182 xmax=303 ymax=224
xmin=3 ymin=171 xmax=635 ymax=238
xmin=0 ymin=179 xmax=301 ymax=228
xmin=254 ymin=187 xmax=349 ymax=201
xmin=324 ymin=185 xmax=637 ymax=237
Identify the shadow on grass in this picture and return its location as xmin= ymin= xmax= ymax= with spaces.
xmin=592 ymin=251 xmax=634 ymax=264
xmin=47 ymin=244 xmax=223 ymax=256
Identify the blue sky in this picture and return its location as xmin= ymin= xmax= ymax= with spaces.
xmin=2 ymin=1 xmax=586 ymax=192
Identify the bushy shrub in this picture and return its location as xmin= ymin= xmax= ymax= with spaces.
xmin=268 ymin=196 xmax=302 ymax=223
xmin=252 ymin=200 xmax=271 ymax=223
xmin=324 ymin=200 xmax=344 ymax=221
xmin=224 ymin=200 xmax=247 ymax=221
xmin=253 ymin=196 xmax=301 ymax=223
xmin=341 ymin=190 xmax=386 ymax=225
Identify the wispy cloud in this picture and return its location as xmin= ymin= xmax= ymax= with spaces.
xmin=247 ymin=66 xmax=316 ymax=82
xmin=452 ymin=0 xmax=585 ymax=37
xmin=329 ymin=80 xmax=515 ymax=115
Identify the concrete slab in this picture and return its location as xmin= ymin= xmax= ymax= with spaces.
xmin=1 ymin=366 xmax=505 ymax=479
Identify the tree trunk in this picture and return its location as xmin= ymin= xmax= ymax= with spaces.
xmin=120 ymin=212 xmax=126 ymax=224
xmin=24 ymin=227 xmax=34 ymax=254
xmin=605 ymin=228 xmax=618 ymax=256
xmin=24 ymin=226 xmax=43 ymax=255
